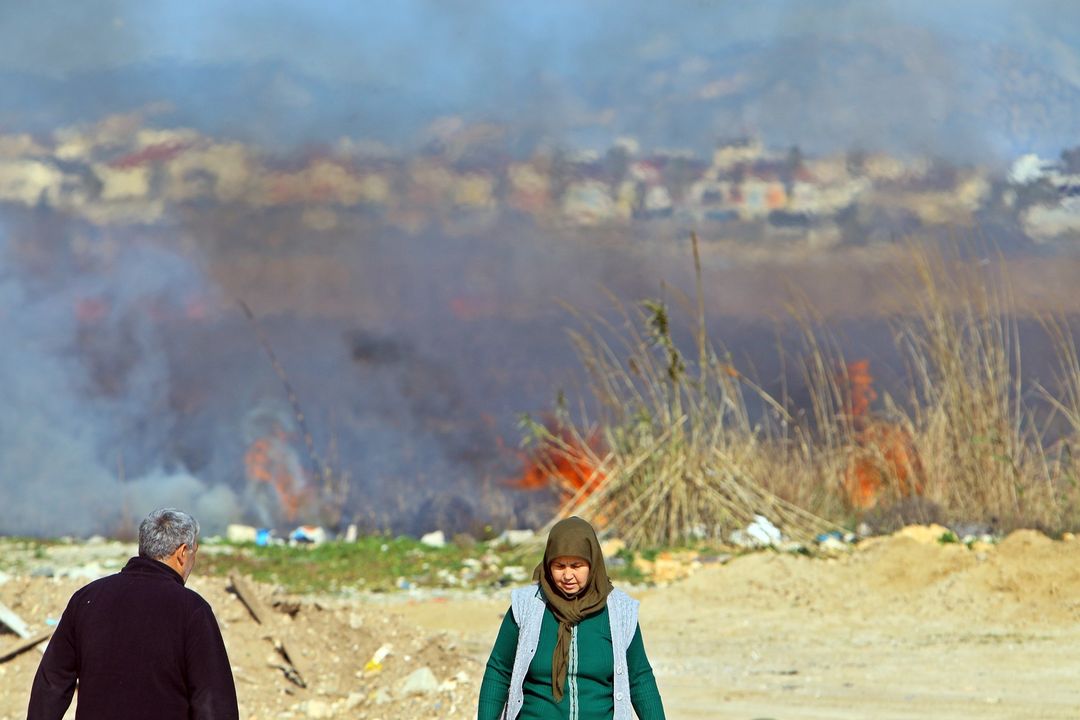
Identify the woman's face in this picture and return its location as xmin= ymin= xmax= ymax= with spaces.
xmin=549 ymin=555 xmax=591 ymax=597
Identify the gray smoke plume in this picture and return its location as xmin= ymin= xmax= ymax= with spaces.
xmin=0 ymin=219 xmax=241 ymax=536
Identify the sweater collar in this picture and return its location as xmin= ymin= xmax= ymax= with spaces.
xmin=121 ymin=555 xmax=186 ymax=585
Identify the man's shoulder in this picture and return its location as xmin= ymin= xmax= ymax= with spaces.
xmin=69 ymin=570 xmax=125 ymax=598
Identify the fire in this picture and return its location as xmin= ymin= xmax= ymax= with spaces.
xmin=841 ymin=359 xmax=924 ymax=510
xmin=244 ymin=429 xmax=313 ymax=522
xmin=513 ymin=420 xmax=606 ymax=505
xmin=838 ymin=358 xmax=924 ymax=509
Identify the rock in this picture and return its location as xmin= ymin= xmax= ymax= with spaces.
xmin=420 ymin=530 xmax=446 ymax=548
xmin=896 ymin=524 xmax=953 ymax=544
xmin=501 ymin=565 xmax=528 ymax=582
xmin=452 ymin=532 xmax=477 ymax=548
xmin=496 ymin=529 xmax=535 ymax=546
xmin=818 ymin=536 xmax=849 ymax=555
xmin=344 ymin=524 xmax=359 ymax=543
xmin=226 ymin=524 xmax=258 ymax=543
xmin=601 ymin=537 xmax=626 ymax=557
xmin=398 ymin=666 xmax=439 ymax=696
xmin=301 ymin=699 xmax=333 ymax=718
xmin=371 ymin=687 xmax=392 ymax=705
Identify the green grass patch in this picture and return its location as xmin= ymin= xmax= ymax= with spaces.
xmin=196 ymin=535 xmax=681 ymax=594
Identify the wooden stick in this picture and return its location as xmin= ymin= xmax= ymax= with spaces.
xmin=0 ymin=601 xmax=32 ymax=638
xmin=0 ymin=630 xmax=52 ymax=663
xmin=229 ymin=574 xmax=271 ymax=626
xmin=228 ymin=575 xmax=307 ymax=688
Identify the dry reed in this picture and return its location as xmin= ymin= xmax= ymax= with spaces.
xmin=525 ymin=236 xmax=1080 ymax=546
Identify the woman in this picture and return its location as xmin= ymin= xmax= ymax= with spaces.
xmin=477 ymin=516 xmax=666 ymax=720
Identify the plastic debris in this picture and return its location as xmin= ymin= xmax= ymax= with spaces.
xmin=289 ymin=526 xmax=326 ymax=545
xmin=364 ymin=643 xmax=393 ymax=673
xmin=730 ymin=514 xmax=783 ymax=548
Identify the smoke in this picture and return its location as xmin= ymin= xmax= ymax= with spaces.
xmin=2 ymin=2 xmax=1080 ymax=159
xmin=4 ymin=2 xmax=1080 ymax=540
xmin=0 ymin=217 xmax=241 ymax=537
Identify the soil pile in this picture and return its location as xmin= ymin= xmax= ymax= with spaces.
xmin=6 ymin=528 xmax=1080 ymax=719
xmin=0 ymin=574 xmax=483 ymax=720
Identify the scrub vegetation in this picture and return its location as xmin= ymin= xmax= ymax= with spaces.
xmin=519 ymin=237 xmax=1080 ymax=547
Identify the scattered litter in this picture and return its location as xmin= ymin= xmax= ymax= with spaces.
xmin=289 ymin=526 xmax=327 ymax=545
xmin=364 ymin=642 xmax=393 ymax=673
xmin=730 ymin=515 xmax=783 ymax=548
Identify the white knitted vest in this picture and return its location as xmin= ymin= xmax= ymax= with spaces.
xmin=501 ymin=585 xmax=638 ymax=720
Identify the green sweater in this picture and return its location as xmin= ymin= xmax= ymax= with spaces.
xmin=478 ymin=604 xmax=666 ymax=720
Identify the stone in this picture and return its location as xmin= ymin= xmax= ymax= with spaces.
xmin=600 ymin=537 xmax=626 ymax=557
xmin=398 ymin=666 xmax=439 ymax=696
xmin=496 ymin=529 xmax=535 ymax=546
xmin=896 ymin=524 xmax=953 ymax=544
xmin=420 ymin=530 xmax=446 ymax=548
xmin=226 ymin=524 xmax=258 ymax=543
xmin=301 ymin=699 xmax=333 ymax=718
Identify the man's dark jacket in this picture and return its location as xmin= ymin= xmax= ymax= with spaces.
xmin=27 ymin=556 xmax=238 ymax=720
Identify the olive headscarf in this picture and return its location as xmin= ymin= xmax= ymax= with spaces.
xmin=531 ymin=516 xmax=614 ymax=702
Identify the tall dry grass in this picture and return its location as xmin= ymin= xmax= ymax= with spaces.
xmin=523 ymin=235 xmax=836 ymax=547
xmin=525 ymin=236 xmax=1080 ymax=547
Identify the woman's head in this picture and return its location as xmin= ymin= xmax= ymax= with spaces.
xmin=535 ymin=516 xmax=611 ymax=601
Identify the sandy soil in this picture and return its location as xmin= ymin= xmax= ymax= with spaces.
xmin=4 ymin=529 xmax=1080 ymax=719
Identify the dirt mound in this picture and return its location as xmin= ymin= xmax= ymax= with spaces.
xmin=7 ymin=527 xmax=1080 ymax=719
xmin=0 ymin=575 xmax=483 ymax=720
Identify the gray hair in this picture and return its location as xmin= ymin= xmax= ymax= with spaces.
xmin=138 ymin=508 xmax=200 ymax=560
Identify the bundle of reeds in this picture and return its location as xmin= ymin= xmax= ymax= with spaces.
xmin=524 ymin=234 xmax=836 ymax=548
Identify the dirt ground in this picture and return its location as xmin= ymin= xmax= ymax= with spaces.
xmin=4 ymin=528 xmax=1080 ymax=719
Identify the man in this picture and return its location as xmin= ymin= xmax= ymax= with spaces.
xmin=27 ymin=508 xmax=239 ymax=720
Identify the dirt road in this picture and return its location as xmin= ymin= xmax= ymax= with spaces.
xmin=396 ymin=528 xmax=1080 ymax=719
xmin=4 ymin=528 xmax=1080 ymax=719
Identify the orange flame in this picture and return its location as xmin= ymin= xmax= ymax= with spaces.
xmin=513 ymin=420 xmax=606 ymax=505
xmin=841 ymin=359 xmax=924 ymax=510
xmin=244 ymin=429 xmax=312 ymax=521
